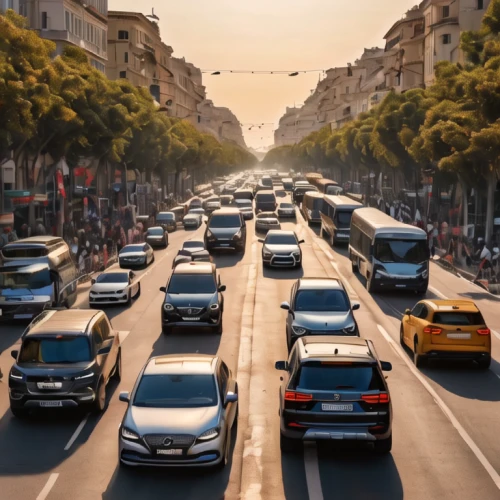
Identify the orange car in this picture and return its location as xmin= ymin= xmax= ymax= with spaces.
xmin=400 ymin=299 xmax=491 ymax=369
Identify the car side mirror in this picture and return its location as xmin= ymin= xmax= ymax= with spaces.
xmin=119 ymin=391 xmax=130 ymax=403
xmin=225 ymin=392 xmax=238 ymax=406
xmin=381 ymin=361 xmax=392 ymax=372
xmin=299 ymin=239 xmax=305 ymax=244
xmin=98 ymin=344 xmax=112 ymax=355
xmin=159 ymin=286 xmax=167 ymax=293
xmin=405 ymin=309 xmax=411 ymax=316
xmin=204 ymin=220 xmax=208 ymax=224
xmin=91 ymin=278 xmax=96 ymax=285
xmin=280 ymin=301 xmax=290 ymax=310
xmin=11 ymin=350 xmax=18 ymax=360
xmin=258 ymin=239 xmax=265 ymax=243
xmin=352 ymin=302 xmax=360 ymax=311
xmin=275 ymin=361 xmax=289 ymax=371
xmin=218 ymin=285 xmax=226 ymax=292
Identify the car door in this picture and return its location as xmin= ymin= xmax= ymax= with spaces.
xmin=94 ymin=316 xmax=116 ymax=382
xmin=404 ymin=303 xmax=423 ymax=346
xmin=91 ymin=320 xmax=107 ymax=382
xmin=414 ymin=304 xmax=430 ymax=346
xmin=219 ymin=361 xmax=236 ymax=429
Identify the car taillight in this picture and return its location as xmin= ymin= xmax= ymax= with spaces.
xmin=423 ymin=326 xmax=442 ymax=335
xmin=477 ymin=328 xmax=491 ymax=335
xmin=287 ymin=422 xmax=306 ymax=428
xmin=284 ymin=391 xmax=313 ymax=401
xmin=361 ymin=393 xmax=390 ymax=404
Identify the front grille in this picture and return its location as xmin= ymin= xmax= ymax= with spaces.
xmin=26 ymin=376 xmax=67 ymax=382
xmin=177 ymin=307 xmax=204 ymax=316
xmin=143 ymin=434 xmax=196 ymax=449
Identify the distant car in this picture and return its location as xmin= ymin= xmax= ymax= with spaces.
xmin=255 ymin=191 xmax=277 ymax=212
xmin=277 ymin=202 xmax=296 ymax=218
xmin=204 ymin=198 xmax=221 ymax=214
xmin=119 ymin=243 xmax=154 ymax=269
xmin=159 ymin=262 xmax=226 ymax=334
xmin=89 ymin=269 xmax=141 ymax=306
xmin=255 ymin=212 xmax=281 ymax=233
xmin=235 ymin=199 xmax=254 ymax=220
xmin=9 ymin=309 xmax=121 ymax=418
xmin=292 ymin=185 xmax=318 ymax=205
xmin=275 ymin=336 xmax=393 ymax=453
xmin=280 ymin=278 xmax=360 ymax=351
xmin=118 ymin=354 xmax=238 ymax=468
xmin=181 ymin=240 xmax=206 ymax=254
xmin=204 ymin=208 xmax=246 ymax=253
xmin=259 ymin=230 xmax=304 ymax=269
xmin=400 ymin=299 xmax=491 ymax=369
xmin=183 ymin=212 xmax=203 ymax=229
xmin=172 ymin=249 xmax=212 ymax=269
xmin=156 ymin=212 xmax=177 ymax=232
xmin=145 ymin=226 xmax=168 ymax=248
xmin=220 ymin=195 xmax=234 ymax=206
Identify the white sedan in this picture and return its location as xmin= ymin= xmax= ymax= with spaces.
xmin=89 ymin=270 xmax=141 ymax=307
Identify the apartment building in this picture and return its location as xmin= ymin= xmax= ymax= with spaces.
xmin=21 ymin=0 xmax=107 ymax=72
xmin=1 ymin=0 xmax=20 ymax=13
xmin=274 ymin=107 xmax=301 ymax=147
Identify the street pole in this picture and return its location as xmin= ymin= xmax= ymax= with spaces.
xmin=0 ymin=162 xmax=4 ymax=215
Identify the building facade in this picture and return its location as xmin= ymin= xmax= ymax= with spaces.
xmin=1 ymin=0 xmax=20 ymax=13
xmin=21 ymin=0 xmax=107 ymax=72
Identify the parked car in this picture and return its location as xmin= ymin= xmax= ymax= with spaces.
xmin=145 ymin=226 xmax=168 ymax=248
xmin=156 ymin=212 xmax=177 ymax=232
xmin=259 ymin=230 xmax=304 ymax=269
xmin=119 ymin=243 xmax=154 ymax=269
xmin=204 ymin=208 xmax=246 ymax=253
xmin=255 ymin=212 xmax=281 ymax=233
xmin=280 ymin=278 xmax=360 ymax=351
xmin=275 ymin=336 xmax=392 ymax=453
xmin=9 ymin=308 xmax=121 ymax=417
xmin=118 ymin=354 xmax=238 ymax=468
xmin=159 ymin=262 xmax=226 ymax=334
xmin=277 ymin=202 xmax=296 ymax=218
xmin=400 ymin=299 xmax=491 ymax=369
xmin=89 ymin=269 xmax=141 ymax=307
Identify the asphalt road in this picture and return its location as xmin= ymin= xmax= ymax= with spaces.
xmin=2 ymin=205 xmax=500 ymax=499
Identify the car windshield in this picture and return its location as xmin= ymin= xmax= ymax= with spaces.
xmin=19 ymin=336 xmax=91 ymax=364
xmin=189 ymin=209 xmax=204 ymax=214
xmin=133 ymin=374 xmax=217 ymax=408
xmin=256 ymin=194 xmax=275 ymax=202
xmin=295 ymin=363 xmax=384 ymax=391
xmin=96 ymin=272 xmax=128 ymax=283
xmin=432 ymin=312 xmax=484 ymax=325
xmin=280 ymin=203 xmax=294 ymax=209
xmin=374 ymin=239 xmax=428 ymax=264
xmin=0 ymin=268 xmax=52 ymax=290
xmin=147 ymin=228 xmax=164 ymax=236
xmin=157 ymin=213 xmax=174 ymax=221
xmin=120 ymin=245 xmax=144 ymax=253
xmin=168 ymin=274 xmax=216 ymax=294
xmin=209 ymin=214 xmax=241 ymax=228
xmin=295 ymin=289 xmax=349 ymax=312
xmin=266 ymin=234 xmax=297 ymax=245
xmin=183 ymin=241 xmax=204 ymax=249
xmin=336 ymin=211 xmax=353 ymax=227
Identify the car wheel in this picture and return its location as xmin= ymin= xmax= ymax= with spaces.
xmin=93 ymin=380 xmax=107 ymax=413
xmin=136 ymin=283 xmax=141 ymax=298
xmin=126 ymin=291 xmax=131 ymax=306
xmin=366 ymin=274 xmax=376 ymax=294
xmin=280 ymin=432 xmax=300 ymax=453
xmin=477 ymin=356 xmax=491 ymax=370
xmin=399 ymin=326 xmax=405 ymax=348
xmin=414 ymin=339 xmax=426 ymax=368
xmin=374 ymin=434 xmax=392 ymax=454
xmin=112 ymin=350 xmax=122 ymax=382
xmin=162 ymin=325 xmax=173 ymax=335
xmin=10 ymin=407 xmax=29 ymax=419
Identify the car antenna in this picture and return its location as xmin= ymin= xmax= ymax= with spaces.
xmin=334 ymin=348 xmax=338 ymax=355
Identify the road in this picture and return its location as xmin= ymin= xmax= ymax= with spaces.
xmin=2 ymin=203 xmax=500 ymax=499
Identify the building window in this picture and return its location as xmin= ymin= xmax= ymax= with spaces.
xmin=124 ymin=52 xmax=128 ymax=63
xmin=478 ymin=0 xmax=484 ymax=8
xmin=119 ymin=71 xmax=127 ymax=78
xmin=442 ymin=34 xmax=451 ymax=44
xmin=346 ymin=86 xmax=350 ymax=94
xmin=118 ymin=30 xmax=129 ymax=40
xmin=90 ymin=59 xmax=105 ymax=73
xmin=65 ymin=10 xmax=70 ymax=30
xmin=442 ymin=5 xmax=450 ymax=18
xmin=333 ymin=88 xmax=337 ymax=98
xmin=41 ymin=12 xmax=47 ymax=29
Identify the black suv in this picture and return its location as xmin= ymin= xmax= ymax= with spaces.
xmin=9 ymin=309 xmax=121 ymax=418
xmin=275 ymin=336 xmax=393 ymax=453
xmin=160 ymin=262 xmax=226 ymax=334
xmin=204 ymin=208 xmax=246 ymax=253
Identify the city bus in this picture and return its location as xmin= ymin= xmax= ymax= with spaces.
xmin=305 ymin=173 xmax=323 ymax=185
xmin=311 ymin=178 xmax=342 ymax=195
xmin=320 ymin=195 xmax=363 ymax=246
xmin=302 ymin=192 xmax=324 ymax=225
xmin=349 ymin=208 xmax=429 ymax=294
xmin=0 ymin=236 xmax=78 ymax=321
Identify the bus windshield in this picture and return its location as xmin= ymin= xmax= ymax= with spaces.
xmin=0 ymin=268 xmax=52 ymax=290
xmin=374 ymin=239 xmax=428 ymax=264
xmin=336 ymin=211 xmax=353 ymax=228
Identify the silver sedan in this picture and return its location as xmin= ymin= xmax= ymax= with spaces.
xmin=255 ymin=212 xmax=281 ymax=233
xmin=119 ymin=243 xmax=154 ymax=269
xmin=118 ymin=354 xmax=238 ymax=468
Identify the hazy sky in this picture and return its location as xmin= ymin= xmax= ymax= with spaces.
xmin=110 ymin=0 xmax=419 ymax=149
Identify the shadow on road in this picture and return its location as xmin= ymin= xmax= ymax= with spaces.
xmin=263 ymin=267 xmax=304 ymax=280
xmin=211 ymin=252 xmax=245 ymax=269
xmin=150 ymin=329 xmax=222 ymax=358
xmin=281 ymin=451 xmax=309 ymax=500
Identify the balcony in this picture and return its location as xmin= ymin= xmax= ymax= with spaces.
xmin=430 ymin=16 xmax=458 ymax=28
xmin=39 ymin=30 xmax=107 ymax=60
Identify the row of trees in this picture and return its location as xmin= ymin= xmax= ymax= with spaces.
xmin=263 ymin=0 xmax=500 ymax=242
xmin=0 ymin=11 xmax=256 ymax=192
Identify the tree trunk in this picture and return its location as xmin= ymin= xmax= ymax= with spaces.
xmin=458 ymin=175 xmax=468 ymax=235
xmin=485 ymin=170 xmax=495 ymax=245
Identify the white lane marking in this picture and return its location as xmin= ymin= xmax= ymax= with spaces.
xmin=304 ymin=443 xmax=324 ymax=500
xmin=377 ymin=323 xmax=500 ymax=490
xmin=64 ymin=413 xmax=90 ymax=451
xmin=492 ymin=330 xmax=500 ymax=341
xmin=117 ymin=330 xmax=131 ymax=343
xmin=36 ymin=473 xmax=59 ymax=500
xmin=428 ymin=285 xmax=448 ymax=299
xmin=330 ymin=262 xmax=357 ymax=299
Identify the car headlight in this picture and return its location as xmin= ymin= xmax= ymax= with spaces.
xmin=233 ymin=230 xmax=242 ymax=240
xmin=263 ymin=247 xmax=272 ymax=258
xmin=9 ymin=367 xmax=24 ymax=381
xmin=206 ymin=230 xmax=215 ymax=239
xmin=74 ymin=371 xmax=95 ymax=380
xmin=121 ymin=427 xmax=140 ymax=440
xmin=292 ymin=325 xmax=307 ymax=336
xmin=293 ymin=251 xmax=300 ymax=258
xmin=421 ymin=268 xmax=429 ymax=279
xmin=197 ymin=426 xmax=220 ymax=441
xmin=116 ymin=289 xmax=125 ymax=294
xmin=342 ymin=324 xmax=357 ymax=334
xmin=163 ymin=303 xmax=175 ymax=312
xmin=210 ymin=303 xmax=219 ymax=310
xmin=375 ymin=266 xmax=389 ymax=279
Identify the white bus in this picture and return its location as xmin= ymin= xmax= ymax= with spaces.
xmin=349 ymin=208 xmax=429 ymax=294
xmin=320 ymin=195 xmax=363 ymax=246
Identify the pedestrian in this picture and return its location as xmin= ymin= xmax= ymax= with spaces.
xmin=34 ymin=218 xmax=46 ymax=236
xmin=475 ymin=241 xmax=492 ymax=281
xmin=20 ymin=223 xmax=31 ymax=239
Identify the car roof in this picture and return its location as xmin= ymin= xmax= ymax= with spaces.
xmin=256 ymin=190 xmax=275 ymax=195
xmin=297 ymin=336 xmax=374 ymax=362
xmin=147 ymin=226 xmax=164 ymax=231
xmin=157 ymin=211 xmax=174 ymax=215
xmin=26 ymin=309 xmax=101 ymax=336
xmin=422 ymin=299 xmax=479 ymax=313
xmin=121 ymin=244 xmax=144 ymax=250
xmin=211 ymin=208 xmax=241 ymax=215
xmin=267 ymin=230 xmax=295 ymax=237
xmin=145 ymin=354 xmax=217 ymax=375
xmin=297 ymin=277 xmax=343 ymax=290
xmin=172 ymin=262 xmax=215 ymax=274
xmin=99 ymin=269 xmax=129 ymax=275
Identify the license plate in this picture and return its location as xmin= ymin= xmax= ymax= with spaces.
xmin=447 ymin=333 xmax=471 ymax=340
xmin=395 ymin=284 xmax=406 ymax=288
xmin=182 ymin=317 xmax=200 ymax=321
xmin=322 ymin=404 xmax=353 ymax=412
xmin=37 ymin=382 xmax=62 ymax=389
xmin=219 ymin=243 xmax=230 ymax=247
xmin=157 ymin=449 xmax=182 ymax=455
xmin=40 ymin=401 xmax=62 ymax=407
xmin=14 ymin=314 xmax=33 ymax=319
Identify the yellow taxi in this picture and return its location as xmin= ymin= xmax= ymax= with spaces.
xmin=400 ymin=299 xmax=491 ymax=369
